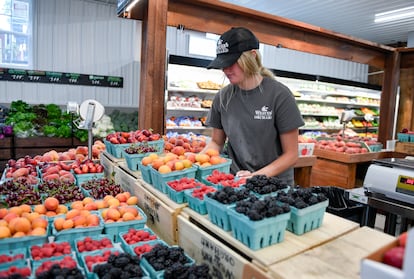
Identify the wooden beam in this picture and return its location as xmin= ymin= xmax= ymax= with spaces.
xmin=167 ymin=0 xmax=394 ymax=69
xmin=137 ymin=0 xmax=168 ymax=134
xmin=378 ymin=52 xmax=401 ymax=144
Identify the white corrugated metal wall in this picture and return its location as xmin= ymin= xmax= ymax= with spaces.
xmin=1 ymin=0 xmax=141 ymax=108
xmin=1 ymin=1 xmax=369 ymax=109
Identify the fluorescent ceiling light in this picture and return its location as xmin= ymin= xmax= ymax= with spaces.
xmin=126 ymin=0 xmax=141 ymax=12
xmin=374 ymin=6 xmax=414 ymax=23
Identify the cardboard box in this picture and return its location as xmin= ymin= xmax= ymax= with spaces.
xmin=361 ymin=228 xmax=414 ymax=279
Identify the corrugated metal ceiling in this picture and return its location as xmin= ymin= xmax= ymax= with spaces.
xmin=101 ymin=0 xmax=414 ymax=46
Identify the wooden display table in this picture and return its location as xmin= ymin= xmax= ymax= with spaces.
xmin=268 ymin=226 xmax=395 ymax=279
xmin=310 ymin=149 xmax=404 ymax=189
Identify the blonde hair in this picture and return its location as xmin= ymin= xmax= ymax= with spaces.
xmin=237 ymin=50 xmax=274 ymax=78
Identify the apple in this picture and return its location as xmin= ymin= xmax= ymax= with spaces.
xmin=383 ymin=246 xmax=405 ymax=269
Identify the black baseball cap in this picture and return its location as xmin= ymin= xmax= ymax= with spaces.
xmin=207 ymin=27 xmax=260 ymax=69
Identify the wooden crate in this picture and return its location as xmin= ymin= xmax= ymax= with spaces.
xmin=180 ymin=207 xmax=359 ymax=269
xmin=268 ymin=226 xmax=396 ymax=279
xmin=395 ymin=142 xmax=414 ymax=155
xmin=113 ymin=163 xmax=186 ymax=245
xmin=177 ymin=215 xmax=272 ymax=279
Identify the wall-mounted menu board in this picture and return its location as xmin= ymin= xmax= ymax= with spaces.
xmin=0 ymin=68 xmax=123 ymax=88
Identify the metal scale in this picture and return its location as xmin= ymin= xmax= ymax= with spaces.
xmin=363 ymin=158 xmax=414 ymax=205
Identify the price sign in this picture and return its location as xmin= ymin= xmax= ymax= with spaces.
xmin=46 ymin=72 xmax=63 ymax=83
xmin=0 ymin=67 xmax=123 ymax=88
xmin=27 ymin=70 xmax=46 ymax=82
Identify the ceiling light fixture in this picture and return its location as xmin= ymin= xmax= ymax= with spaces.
xmin=374 ymin=6 xmax=414 ymax=23
xmin=125 ymin=0 xmax=141 ymax=12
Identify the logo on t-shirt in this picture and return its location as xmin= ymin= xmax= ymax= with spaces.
xmin=254 ymin=106 xmax=272 ymax=120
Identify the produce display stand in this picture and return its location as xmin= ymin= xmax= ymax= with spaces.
xmin=294 ymin=155 xmax=317 ymax=187
xmin=395 ymin=142 xmax=414 ymax=156
xmin=112 ymin=160 xmax=187 ymax=245
xmin=310 ymin=149 xmax=405 ymax=189
xmin=268 ymin=226 xmax=395 ymax=279
xmin=179 ymin=208 xmax=358 ymax=273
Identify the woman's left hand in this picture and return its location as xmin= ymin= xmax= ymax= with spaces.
xmin=236 ymin=170 xmax=253 ymax=178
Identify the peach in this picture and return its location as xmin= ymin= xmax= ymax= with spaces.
xmin=44 ymin=197 xmax=59 ymax=211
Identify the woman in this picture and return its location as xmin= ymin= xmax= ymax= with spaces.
xmin=204 ymin=27 xmax=304 ymax=186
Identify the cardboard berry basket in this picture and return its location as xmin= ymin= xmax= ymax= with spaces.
xmin=195 ymin=158 xmax=232 ymax=181
xmin=286 ymin=199 xmax=329 ymax=235
xmin=227 ymin=204 xmax=291 ymax=250
xmin=100 ymin=205 xmax=147 ymax=242
xmin=204 ymin=195 xmax=235 ymax=232
xmin=29 ymin=239 xmax=73 ymax=268
xmin=51 ymin=213 xmax=104 ymax=242
xmin=111 ymin=139 xmax=164 ymax=159
xmin=140 ymin=245 xmax=195 ymax=279
xmin=137 ymin=161 xmax=153 ymax=184
xmin=150 ymin=166 xmax=198 ymax=194
xmin=74 ymin=172 xmax=105 ymax=187
xmin=183 ymin=186 xmax=217 ymax=215
xmin=123 ymin=239 xmax=168 ymax=258
xmin=79 ymin=247 xmax=124 ymax=279
xmin=118 ymin=227 xmax=159 ymax=252
xmin=0 ymin=247 xmax=27 ymax=270
xmin=73 ymin=234 xmax=115 ymax=262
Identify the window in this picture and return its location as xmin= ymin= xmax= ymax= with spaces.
xmin=0 ymin=0 xmax=32 ymax=68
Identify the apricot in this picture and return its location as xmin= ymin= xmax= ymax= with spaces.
xmin=106 ymin=208 xmax=121 ymax=221
xmin=122 ymin=212 xmax=135 ymax=221
xmin=195 ymin=153 xmax=210 ymax=164
xmin=12 ymin=231 xmax=26 ymax=238
xmin=115 ymin=193 xmax=128 ymax=203
xmin=206 ymin=149 xmax=220 ymax=157
xmin=33 ymin=204 xmax=47 ymax=215
xmin=30 ymin=227 xmax=47 ymax=236
xmin=54 ymin=218 xmax=65 ymax=231
xmin=13 ymin=217 xmax=31 ymax=233
xmin=19 ymin=204 xmax=32 ymax=214
xmin=107 ymin=198 xmax=120 ymax=208
xmin=72 ymin=215 xmax=87 ymax=227
xmin=31 ymin=217 xmax=48 ymax=229
xmin=0 ymin=226 xmax=11 ymax=239
xmin=44 ymin=197 xmax=59 ymax=211
xmin=126 ymin=196 xmax=138 ymax=205
xmin=8 ymin=206 xmax=23 ymax=217
xmin=56 ymin=205 xmax=69 ymax=214
xmin=158 ymin=165 xmax=172 ymax=174
xmin=209 ymin=155 xmax=222 ymax=165
xmin=62 ymin=219 xmax=74 ymax=230
xmin=3 ymin=212 xmax=18 ymax=223
xmin=66 ymin=209 xmax=81 ymax=220
xmin=141 ymin=156 xmax=153 ymax=166
xmin=86 ymin=214 xmax=100 ymax=226
xmin=82 ymin=197 xmax=94 ymax=205
xmin=174 ymin=161 xmax=185 ymax=171
xmin=0 ymin=220 xmax=8 ymax=227
xmin=84 ymin=203 xmax=98 ymax=211
xmin=0 ymin=208 xmax=8 ymax=219
xmin=70 ymin=201 xmax=84 ymax=210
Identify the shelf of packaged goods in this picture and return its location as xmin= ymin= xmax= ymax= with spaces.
xmin=167 ymin=107 xmax=210 ymax=112
xmin=296 ymin=97 xmax=380 ymax=108
xmin=168 ymin=87 xmax=219 ymax=94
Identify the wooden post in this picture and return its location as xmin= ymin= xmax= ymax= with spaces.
xmin=137 ymin=0 xmax=168 ymax=134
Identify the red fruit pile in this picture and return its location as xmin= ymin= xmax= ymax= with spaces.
xmin=167 ymin=177 xmax=204 ymax=192
xmin=0 ymin=266 xmax=31 ymax=278
xmin=382 ymin=231 xmax=407 ymax=269
xmin=191 ymin=186 xmax=216 ymax=200
xmin=35 ymin=256 xmax=78 ymax=275
xmin=133 ymin=243 xmax=156 ymax=257
xmin=76 ymin=236 xmax=113 ymax=253
xmin=72 ymin=159 xmax=104 ymax=174
xmin=106 ymin=130 xmax=161 ymax=144
xmin=84 ymin=250 xmax=120 ymax=271
xmin=206 ymin=170 xmax=246 ymax=187
xmin=122 ymin=229 xmax=157 ymax=244
xmin=31 ymin=242 xmax=72 ymax=260
xmin=0 ymin=253 xmax=24 ymax=263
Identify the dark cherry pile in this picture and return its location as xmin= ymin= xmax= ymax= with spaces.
xmin=37 ymin=180 xmax=85 ymax=204
xmin=1 ymin=179 xmax=42 ymax=206
xmin=142 ymin=244 xmax=190 ymax=271
xmin=93 ymin=253 xmax=146 ymax=278
xmin=235 ymin=195 xmax=290 ymax=221
xmin=164 ymin=263 xmax=211 ymax=279
xmin=124 ymin=144 xmax=159 ymax=154
xmin=81 ymin=178 xmax=124 ymax=199
xmin=275 ymin=187 xmax=328 ymax=209
xmin=206 ymin=187 xmax=253 ymax=204
xmin=245 ymin=175 xmax=288 ymax=195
